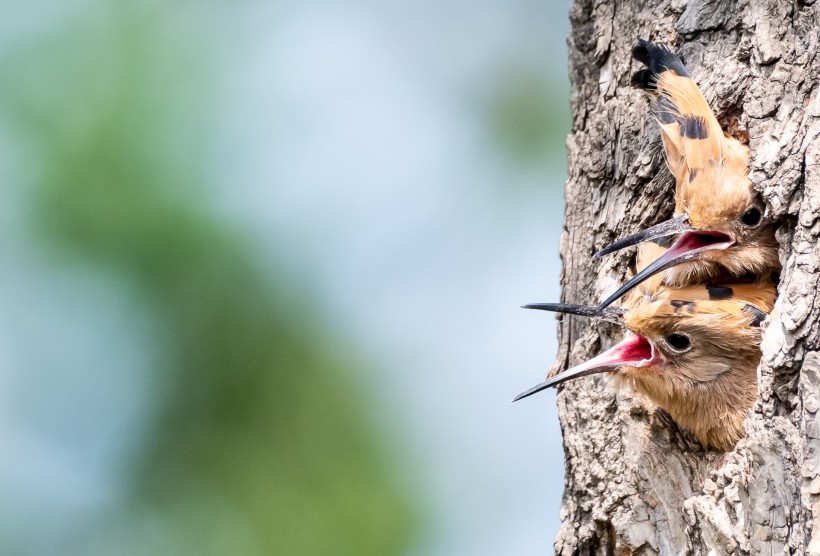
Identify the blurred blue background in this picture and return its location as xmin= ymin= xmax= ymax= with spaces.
xmin=0 ymin=0 xmax=570 ymax=554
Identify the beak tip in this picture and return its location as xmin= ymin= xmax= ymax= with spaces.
xmin=511 ymin=389 xmax=529 ymax=402
xmin=511 ymin=390 xmax=537 ymax=402
xmin=511 ymin=380 xmax=552 ymax=402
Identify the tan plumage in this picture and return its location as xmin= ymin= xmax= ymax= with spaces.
xmin=517 ymin=241 xmax=776 ymax=451
xmin=594 ymin=41 xmax=780 ymax=309
xmin=628 ymin=242 xmax=773 ymax=311
xmin=614 ymin=283 xmax=774 ymax=451
xmin=654 ymin=71 xmax=724 ymax=178
xmin=658 ymin=70 xmax=779 ymax=286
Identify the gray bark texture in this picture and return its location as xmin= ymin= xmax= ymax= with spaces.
xmin=555 ymin=0 xmax=820 ymax=554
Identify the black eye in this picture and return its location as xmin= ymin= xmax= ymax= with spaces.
xmin=666 ymin=333 xmax=691 ymax=352
xmin=741 ymin=207 xmax=762 ymax=227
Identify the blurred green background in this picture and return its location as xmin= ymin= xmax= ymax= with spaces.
xmin=0 ymin=0 xmax=570 ymax=554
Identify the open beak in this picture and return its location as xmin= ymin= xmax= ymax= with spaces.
xmin=522 ymin=303 xmax=625 ymax=324
xmin=512 ymin=332 xmax=658 ymax=402
xmin=596 ymin=229 xmax=734 ymax=309
xmin=593 ymin=213 xmax=691 ymax=259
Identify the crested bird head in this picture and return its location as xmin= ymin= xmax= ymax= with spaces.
xmin=593 ymin=41 xmax=780 ymax=309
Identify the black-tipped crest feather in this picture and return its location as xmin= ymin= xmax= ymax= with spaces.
xmin=742 ymin=304 xmax=767 ymax=327
xmin=632 ymin=40 xmax=689 ymax=80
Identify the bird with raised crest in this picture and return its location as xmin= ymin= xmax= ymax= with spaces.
xmin=594 ymin=40 xmax=780 ymax=310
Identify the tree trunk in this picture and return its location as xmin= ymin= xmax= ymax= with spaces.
xmin=555 ymin=1 xmax=820 ymax=553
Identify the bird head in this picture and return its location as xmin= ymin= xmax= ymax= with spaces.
xmin=670 ymin=160 xmax=779 ymax=284
xmin=514 ymin=283 xmax=775 ymax=450
xmin=592 ymin=41 xmax=780 ymax=309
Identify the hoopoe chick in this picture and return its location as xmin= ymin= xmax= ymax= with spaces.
xmin=514 ymin=281 xmax=775 ymax=451
xmin=516 ymin=242 xmax=776 ymax=450
xmin=595 ymin=40 xmax=780 ymax=309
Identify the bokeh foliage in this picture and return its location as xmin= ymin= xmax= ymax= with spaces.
xmin=485 ymin=64 xmax=571 ymax=170
xmin=1 ymin=3 xmax=415 ymax=554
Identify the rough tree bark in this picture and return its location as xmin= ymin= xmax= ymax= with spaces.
xmin=554 ymin=0 xmax=820 ymax=554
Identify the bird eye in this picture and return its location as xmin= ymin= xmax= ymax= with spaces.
xmin=741 ymin=207 xmax=762 ymax=227
xmin=665 ymin=333 xmax=691 ymax=352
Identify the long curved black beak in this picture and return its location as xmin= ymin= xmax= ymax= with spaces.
xmin=512 ymin=332 xmax=658 ymax=401
xmin=522 ymin=303 xmax=625 ymax=324
xmin=593 ymin=213 xmax=691 ymax=258
xmin=597 ymin=230 xmax=734 ymax=309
